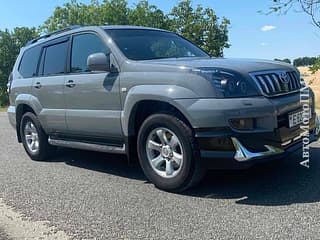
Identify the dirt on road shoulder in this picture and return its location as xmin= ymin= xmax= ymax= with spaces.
xmin=299 ymin=67 xmax=320 ymax=110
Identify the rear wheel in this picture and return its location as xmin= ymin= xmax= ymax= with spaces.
xmin=137 ymin=113 xmax=206 ymax=192
xmin=20 ymin=112 xmax=55 ymax=161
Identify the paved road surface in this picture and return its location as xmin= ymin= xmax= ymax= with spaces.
xmin=0 ymin=228 xmax=10 ymax=240
xmin=0 ymin=112 xmax=320 ymax=239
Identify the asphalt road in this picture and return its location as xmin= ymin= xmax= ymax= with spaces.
xmin=0 ymin=228 xmax=10 ymax=240
xmin=0 ymin=112 xmax=320 ymax=239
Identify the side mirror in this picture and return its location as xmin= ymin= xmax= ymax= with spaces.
xmin=87 ymin=52 xmax=111 ymax=72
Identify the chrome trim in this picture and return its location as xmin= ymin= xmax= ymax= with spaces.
xmin=281 ymin=140 xmax=292 ymax=147
xmin=249 ymin=70 xmax=301 ymax=98
xmin=48 ymin=138 xmax=126 ymax=154
xmin=257 ymin=76 xmax=270 ymax=94
xmin=293 ymin=135 xmax=302 ymax=142
xmin=271 ymin=74 xmax=282 ymax=91
xmin=231 ymin=137 xmax=284 ymax=162
xmin=265 ymin=75 xmax=276 ymax=92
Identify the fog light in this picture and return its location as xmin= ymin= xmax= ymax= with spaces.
xmin=229 ymin=118 xmax=255 ymax=130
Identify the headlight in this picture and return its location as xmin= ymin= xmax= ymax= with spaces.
xmin=193 ymin=68 xmax=258 ymax=98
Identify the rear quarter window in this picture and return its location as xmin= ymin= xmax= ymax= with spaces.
xmin=18 ymin=46 xmax=41 ymax=78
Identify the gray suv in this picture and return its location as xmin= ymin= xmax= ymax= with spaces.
xmin=7 ymin=25 xmax=320 ymax=192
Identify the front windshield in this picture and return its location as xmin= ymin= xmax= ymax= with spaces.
xmin=105 ymin=29 xmax=210 ymax=61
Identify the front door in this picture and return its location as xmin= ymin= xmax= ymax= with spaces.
xmin=64 ymin=32 xmax=122 ymax=141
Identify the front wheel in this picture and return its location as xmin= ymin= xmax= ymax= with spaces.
xmin=137 ymin=113 xmax=206 ymax=192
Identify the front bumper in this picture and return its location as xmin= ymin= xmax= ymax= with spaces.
xmin=175 ymin=92 xmax=319 ymax=169
xmin=196 ymin=114 xmax=320 ymax=170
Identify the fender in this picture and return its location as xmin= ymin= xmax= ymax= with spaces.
xmin=15 ymin=94 xmax=43 ymax=116
xmin=121 ymin=85 xmax=198 ymax=136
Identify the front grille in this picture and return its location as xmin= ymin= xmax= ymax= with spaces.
xmin=251 ymin=71 xmax=301 ymax=97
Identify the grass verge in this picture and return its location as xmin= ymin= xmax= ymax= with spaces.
xmin=0 ymin=106 xmax=8 ymax=112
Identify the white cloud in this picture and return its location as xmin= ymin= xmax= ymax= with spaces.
xmin=261 ymin=42 xmax=268 ymax=46
xmin=261 ymin=25 xmax=277 ymax=32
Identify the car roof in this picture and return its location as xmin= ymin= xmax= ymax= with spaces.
xmin=24 ymin=25 xmax=170 ymax=50
xmin=102 ymin=25 xmax=170 ymax=32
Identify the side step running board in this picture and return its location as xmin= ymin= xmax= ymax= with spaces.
xmin=48 ymin=137 xmax=126 ymax=154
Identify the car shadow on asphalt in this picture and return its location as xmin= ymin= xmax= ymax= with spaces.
xmin=46 ymin=145 xmax=320 ymax=206
xmin=49 ymin=147 xmax=146 ymax=181
xmin=185 ymin=145 xmax=320 ymax=206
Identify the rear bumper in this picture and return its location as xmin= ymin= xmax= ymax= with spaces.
xmin=197 ymin=114 xmax=320 ymax=169
xmin=7 ymin=106 xmax=16 ymax=129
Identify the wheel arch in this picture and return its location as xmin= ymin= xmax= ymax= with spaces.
xmin=15 ymin=95 xmax=42 ymax=142
xmin=122 ymin=85 xmax=197 ymax=137
xmin=124 ymin=98 xmax=194 ymax=161
xmin=127 ymin=100 xmax=193 ymax=138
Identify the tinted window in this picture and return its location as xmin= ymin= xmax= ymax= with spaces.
xmin=71 ymin=33 xmax=109 ymax=73
xmin=43 ymin=41 xmax=68 ymax=76
xmin=19 ymin=46 xmax=41 ymax=78
xmin=105 ymin=29 xmax=209 ymax=61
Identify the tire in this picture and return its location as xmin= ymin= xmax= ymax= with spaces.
xmin=20 ymin=112 xmax=55 ymax=161
xmin=137 ymin=113 xmax=206 ymax=192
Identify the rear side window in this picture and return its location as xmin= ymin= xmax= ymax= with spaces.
xmin=43 ymin=41 xmax=68 ymax=76
xmin=71 ymin=33 xmax=109 ymax=73
xmin=18 ymin=46 xmax=41 ymax=78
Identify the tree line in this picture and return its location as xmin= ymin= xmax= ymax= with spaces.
xmin=274 ymin=56 xmax=319 ymax=67
xmin=293 ymin=57 xmax=319 ymax=67
xmin=0 ymin=0 xmax=230 ymax=106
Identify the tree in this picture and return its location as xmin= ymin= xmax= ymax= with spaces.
xmin=128 ymin=0 xmax=169 ymax=29
xmin=39 ymin=0 xmax=102 ymax=33
xmin=100 ymin=0 xmax=130 ymax=25
xmin=267 ymin=0 xmax=320 ymax=29
xmin=0 ymin=27 xmax=38 ymax=106
xmin=310 ymin=57 xmax=320 ymax=73
xmin=40 ymin=0 xmax=130 ymax=33
xmin=169 ymin=0 xmax=230 ymax=56
xmin=274 ymin=58 xmax=292 ymax=64
xmin=40 ymin=0 xmax=230 ymax=57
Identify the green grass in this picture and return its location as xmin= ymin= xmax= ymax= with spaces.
xmin=0 ymin=106 xmax=8 ymax=112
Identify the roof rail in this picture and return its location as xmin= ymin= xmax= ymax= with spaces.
xmin=26 ymin=25 xmax=82 ymax=46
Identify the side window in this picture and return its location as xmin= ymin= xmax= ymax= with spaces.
xmin=71 ymin=33 xmax=109 ymax=73
xmin=43 ymin=41 xmax=68 ymax=76
xmin=19 ymin=46 xmax=41 ymax=78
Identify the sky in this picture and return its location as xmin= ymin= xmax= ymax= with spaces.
xmin=0 ymin=0 xmax=319 ymax=60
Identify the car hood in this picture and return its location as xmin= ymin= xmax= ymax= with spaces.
xmin=141 ymin=57 xmax=296 ymax=74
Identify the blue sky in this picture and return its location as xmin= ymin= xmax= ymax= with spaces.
xmin=1 ymin=0 xmax=319 ymax=60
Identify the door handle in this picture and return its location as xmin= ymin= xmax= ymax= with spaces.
xmin=34 ymin=82 xmax=42 ymax=89
xmin=66 ymin=80 xmax=76 ymax=88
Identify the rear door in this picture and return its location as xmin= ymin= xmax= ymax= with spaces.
xmin=32 ymin=37 xmax=69 ymax=133
xmin=64 ymin=32 xmax=122 ymax=141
